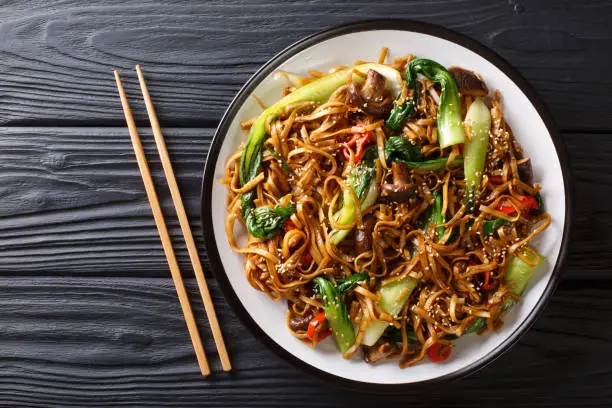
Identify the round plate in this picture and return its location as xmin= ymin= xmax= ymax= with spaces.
xmin=201 ymin=20 xmax=572 ymax=390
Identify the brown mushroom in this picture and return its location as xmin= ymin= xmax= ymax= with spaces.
xmin=361 ymin=69 xmax=387 ymax=102
xmin=288 ymin=310 xmax=314 ymax=332
xmin=347 ymin=69 xmax=394 ymax=118
xmin=381 ymin=162 xmax=418 ymax=203
xmin=391 ymin=160 xmax=410 ymax=184
xmin=354 ymin=214 xmax=377 ymax=254
xmin=382 ymin=184 xmax=417 ymax=202
xmin=449 ymin=67 xmax=488 ymax=96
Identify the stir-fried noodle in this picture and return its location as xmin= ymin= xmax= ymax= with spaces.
xmin=223 ymin=51 xmax=550 ymax=366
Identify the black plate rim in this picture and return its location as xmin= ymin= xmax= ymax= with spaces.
xmin=200 ymin=19 xmax=573 ymax=392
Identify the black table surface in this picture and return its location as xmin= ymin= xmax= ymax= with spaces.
xmin=1 ymin=1 xmax=611 ymax=407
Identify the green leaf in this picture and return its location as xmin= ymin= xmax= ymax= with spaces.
xmin=409 ymin=59 xmax=465 ymax=148
xmin=245 ymin=204 xmax=295 ymax=239
xmin=463 ymin=317 xmax=486 ymax=335
xmin=384 ymin=136 xmax=423 ymax=163
xmin=402 ymin=157 xmax=463 ymax=171
xmin=384 ymin=326 xmax=418 ymax=344
xmin=345 ymin=147 xmax=378 ymax=200
xmin=482 ymin=218 xmax=510 ymax=236
xmin=427 ymin=189 xmax=445 ymax=239
xmin=336 ymin=271 xmax=369 ymax=294
xmin=314 ymin=276 xmax=356 ymax=353
xmin=532 ymin=192 xmax=545 ymax=216
xmin=385 ymin=62 xmax=419 ymax=131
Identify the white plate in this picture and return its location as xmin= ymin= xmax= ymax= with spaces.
xmin=201 ymin=20 xmax=572 ymax=389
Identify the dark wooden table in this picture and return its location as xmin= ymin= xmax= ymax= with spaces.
xmin=0 ymin=1 xmax=611 ymax=406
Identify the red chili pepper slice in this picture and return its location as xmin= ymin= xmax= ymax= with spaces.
xmin=343 ymin=131 xmax=373 ymax=164
xmin=427 ymin=343 xmax=452 ymax=363
xmin=495 ymin=203 xmax=517 ymax=215
xmin=341 ymin=119 xmax=374 ymax=164
xmin=342 ymin=145 xmax=352 ymax=162
xmin=283 ymin=219 xmax=297 ymax=232
xmin=307 ymin=311 xmax=328 ymax=340
xmin=495 ymin=195 xmax=538 ymax=215
xmin=518 ymin=195 xmax=538 ymax=210
xmin=344 ymin=133 xmax=361 ymax=147
xmin=353 ymin=134 xmax=371 ymax=163
xmin=316 ymin=329 xmax=332 ymax=341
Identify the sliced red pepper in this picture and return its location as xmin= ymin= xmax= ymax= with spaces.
xmin=495 ymin=203 xmax=517 ymax=215
xmin=495 ymin=195 xmax=538 ymax=215
xmin=488 ymin=175 xmax=504 ymax=184
xmin=341 ymin=120 xmax=373 ymax=164
xmin=316 ymin=329 xmax=332 ymax=342
xmin=343 ymin=131 xmax=372 ymax=164
xmin=344 ymin=132 xmax=361 ymax=147
xmin=283 ymin=219 xmax=297 ymax=232
xmin=342 ymin=145 xmax=352 ymax=162
xmin=518 ymin=195 xmax=538 ymax=211
xmin=353 ymin=134 xmax=370 ymax=163
xmin=427 ymin=343 xmax=452 ymax=363
xmin=307 ymin=311 xmax=327 ymax=340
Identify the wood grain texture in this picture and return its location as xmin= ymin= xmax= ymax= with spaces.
xmin=0 ymin=0 xmax=610 ymax=129
xmin=0 ymin=277 xmax=609 ymax=407
xmin=0 ymin=1 xmax=610 ymax=406
xmin=0 ymin=127 xmax=602 ymax=278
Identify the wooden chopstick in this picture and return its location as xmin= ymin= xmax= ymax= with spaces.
xmin=135 ymin=65 xmax=232 ymax=372
xmin=114 ymin=70 xmax=211 ymax=376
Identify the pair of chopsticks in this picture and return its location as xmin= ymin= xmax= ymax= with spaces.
xmin=114 ymin=66 xmax=230 ymax=376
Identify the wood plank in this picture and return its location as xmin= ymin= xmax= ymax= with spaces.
xmin=0 ymin=0 xmax=611 ymax=130
xmin=0 ymin=127 xmax=603 ymax=278
xmin=0 ymin=276 xmax=608 ymax=407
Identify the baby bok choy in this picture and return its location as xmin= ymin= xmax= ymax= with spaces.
xmin=329 ymin=148 xmax=379 ymax=246
xmin=361 ymin=277 xmax=419 ymax=347
xmin=386 ymin=58 xmax=466 ymax=148
xmin=335 ymin=271 xmax=369 ymax=294
xmin=386 ymin=63 xmax=419 ymax=131
xmin=239 ymin=64 xmax=400 ymax=238
xmin=314 ymin=276 xmax=356 ymax=354
xmin=463 ymin=247 xmax=545 ymax=334
xmin=427 ymin=189 xmax=446 ymax=240
xmin=383 ymin=136 xmax=463 ymax=171
xmin=463 ymin=97 xmax=492 ymax=210
xmin=245 ymin=204 xmax=296 ymax=239
xmin=503 ymin=247 xmax=545 ymax=309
